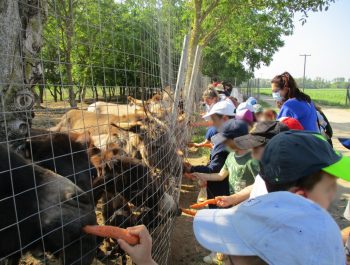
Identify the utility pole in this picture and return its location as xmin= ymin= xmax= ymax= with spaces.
xmin=300 ymin=54 xmax=311 ymax=92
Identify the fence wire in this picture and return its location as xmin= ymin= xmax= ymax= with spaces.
xmin=0 ymin=0 xmax=197 ymax=264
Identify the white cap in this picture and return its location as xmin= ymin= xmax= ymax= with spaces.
xmin=202 ymin=101 xmax=235 ymax=119
xmin=236 ymin=101 xmax=254 ymax=113
xmin=193 ymin=191 xmax=345 ymax=265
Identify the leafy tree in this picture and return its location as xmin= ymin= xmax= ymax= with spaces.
xmin=185 ymin=0 xmax=335 ymax=84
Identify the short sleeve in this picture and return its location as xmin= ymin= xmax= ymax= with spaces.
xmin=277 ymin=102 xmax=297 ymax=119
xmin=205 ymin=127 xmax=217 ymax=141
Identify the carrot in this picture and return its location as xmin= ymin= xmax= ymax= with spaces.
xmin=201 ymin=143 xmax=213 ymax=149
xmin=190 ymin=198 xmax=218 ymax=209
xmin=184 ymin=172 xmax=196 ymax=180
xmin=83 ymin=225 xmax=139 ymax=245
xmin=190 ymin=121 xmax=213 ymax=128
xmin=181 ymin=208 xmax=196 ymax=217
xmin=187 ymin=142 xmax=196 ymax=147
xmin=187 ymin=142 xmax=213 ymax=149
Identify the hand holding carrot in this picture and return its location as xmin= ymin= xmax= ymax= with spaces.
xmin=216 ymin=195 xmax=239 ymax=208
xmin=117 ymin=225 xmax=158 ymax=265
xmin=184 ymin=172 xmax=196 ymax=180
xmin=190 ymin=198 xmax=218 ymax=209
xmin=183 ymin=162 xmax=192 ymax=173
xmin=83 ymin=225 xmax=139 ymax=245
xmin=191 ymin=172 xmax=206 ymax=182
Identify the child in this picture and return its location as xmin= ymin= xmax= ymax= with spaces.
xmin=215 ymin=121 xmax=290 ymax=207
xmin=193 ymin=119 xmax=259 ymax=199
xmin=260 ymin=131 xmax=350 ymax=209
xmin=118 ymin=192 xmax=345 ymax=265
xmin=253 ymin=104 xmax=264 ymax=122
xmin=118 ymin=132 xmax=350 ymax=265
xmin=185 ymin=101 xmax=237 ymax=207
xmin=261 ymin=108 xmax=277 ymax=121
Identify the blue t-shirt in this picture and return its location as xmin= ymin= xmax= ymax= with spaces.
xmin=277 ymin=98 xmax=319 ymax=132
xmin=205 ymin=127 xmax=217 ymax=141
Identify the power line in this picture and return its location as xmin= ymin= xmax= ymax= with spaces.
xmin=300 ymin=54 xmax=311 ymax=92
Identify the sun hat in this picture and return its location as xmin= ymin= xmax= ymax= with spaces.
xmin=193 ymin=191 xmax=345 ymax=265
xmin=202 ymin=101 xmax=235 ymax=119
xmin=234 ymin=121 xmax=289 ymax=150
xmin=236 ymin=102 xmax=254 ymax=113
xmin=211 ymin=119 xmax=248 ymax=146
xmin=246 ymin=97 xmax=257 ymax=106
xmin=261 ymin=130 xmax=350 ymax=184
xmin=235 ymin=109 xmax=254 ymax=124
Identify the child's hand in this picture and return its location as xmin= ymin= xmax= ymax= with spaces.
xmin=183 ymin=162 xmax=192 ymax=173
xmin=198 ymin=179 xmax=207 ymax=188
xmin=192 ymin=172 xmax=205 ymax=181
xmin=216 ymin=195 xmax=238 ymax=208
xmin=118 ymin=225 xmax=157 ymax=265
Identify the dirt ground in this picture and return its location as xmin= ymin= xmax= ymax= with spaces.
xmin=169 ymin=153 xmax=210 ymax=265
xmin=169 ymin=97 xmax=350 ymax=265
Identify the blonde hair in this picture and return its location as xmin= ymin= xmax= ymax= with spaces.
xmin=203 ymin=89 xmax=219 ymax=99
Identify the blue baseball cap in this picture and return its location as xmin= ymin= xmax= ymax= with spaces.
xmin=193 ymin=191 xmax=345 ymax=265
xmin=211 ymin=119 xmax=248 ymax=146
xmin=261 ymin=131 xmax=350 ymax=184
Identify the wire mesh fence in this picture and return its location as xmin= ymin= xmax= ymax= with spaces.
xmin=0 ymin=0 xmax=200 ymax=264
xmin=239 ymin=78 xmax=262 ymax=101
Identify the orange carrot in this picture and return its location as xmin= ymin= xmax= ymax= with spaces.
xmin=190 ymin=121 xmax=213 ymax=128
xmin=181 ymin=208 xmax=196 ymax=216
xmin=187 ymin=142 xmax=213 ymax=149
xmin=201 ymin=143 xmax=213 ymax=149
xmin=83 ymin=225 xmax=139 ymax=245
xmin=184 ymin=172 xmax=196 ymax=180
xmin=190 ymin=198 xmax=218 ymax=209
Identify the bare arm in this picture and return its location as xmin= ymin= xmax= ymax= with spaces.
xmin=193 ymin=167 xmax=229 ymax=181
xmin=216 ymin=185 xmax=253 ymax=207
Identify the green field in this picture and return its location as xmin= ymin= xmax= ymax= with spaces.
xmin=259 ymin=88 xmax=350 ymax=108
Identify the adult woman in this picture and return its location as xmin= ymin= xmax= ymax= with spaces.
xmin=271 ymin=72 xmax=318 ymax=132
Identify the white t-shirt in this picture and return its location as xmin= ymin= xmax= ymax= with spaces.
xmin=249 ymin=174 xmax=268 ymax=199
xmin=344 ymin=201 xmax=350 ymax=221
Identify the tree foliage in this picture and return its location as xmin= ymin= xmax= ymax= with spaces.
xmin=186 ymin=0 xmax=335 ymax=84
xmin=38 ymin=0 xmax=336 ymax=104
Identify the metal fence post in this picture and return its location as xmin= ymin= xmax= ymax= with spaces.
xmin=185 ymin=45 xmax=202 ymax=118
xmin=172 ymin=34 xmax=189 ymax=120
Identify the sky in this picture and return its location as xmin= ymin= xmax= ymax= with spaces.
xmin=254 ymin=0 xmax=350 ymax=81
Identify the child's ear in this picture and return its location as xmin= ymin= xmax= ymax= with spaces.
xmin=291 ymin=187 xmax=308 ymax=198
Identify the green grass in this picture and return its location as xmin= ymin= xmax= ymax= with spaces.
xmin=191 ymin=127 xmax=211 ymax=158
xmin=259 ymin=88 xmax=350 ymax=108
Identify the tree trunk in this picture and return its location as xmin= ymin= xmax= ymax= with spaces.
xmin=49 ymin=85 xmax=58 ymax=102
xmin=184 ymin=1 xmax=202 ymax=89
xmin=38 ymin=84 xmax=44 ymax=103
xmin=102 ymin=87 xmax=107 ymax=100
xmin=64 ymin=0 xmax=76 ymax=107
xmin=80 ymin=86 xmax=86 ymax=102
xmin=58 ymin=86 xmax=63 ymax=101
xmin=0 ymin=0 xmax=47 ymax=147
